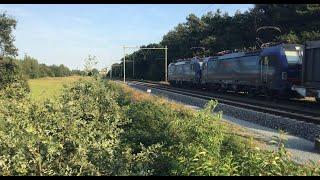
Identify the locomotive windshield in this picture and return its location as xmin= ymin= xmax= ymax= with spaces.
xmin=282 ymin=44 xmax=304 ymax=64
xmin=285 ymin=50 xmax=303 ymax=64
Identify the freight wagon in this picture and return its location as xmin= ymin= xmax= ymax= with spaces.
xmin=292 ymin=40 xmax=320 ymax=103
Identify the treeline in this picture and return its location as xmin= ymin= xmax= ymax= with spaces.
xmin=14 ymin=55 xmax=86 ymax=79
xmin=0 ymin=55 xmax=86 ymax=91
xmin=110 ymin=4 xmax=320 ymax=81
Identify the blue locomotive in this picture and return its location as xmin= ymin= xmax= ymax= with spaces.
xmin=168 ymin=43 xmax=305 ymax=98
xmin=168 ymin=57 xmax=202 ymax=87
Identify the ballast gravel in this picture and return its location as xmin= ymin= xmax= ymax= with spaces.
xmin=127 ymin=82 xmax=320 ymax=164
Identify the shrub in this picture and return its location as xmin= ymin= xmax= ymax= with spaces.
xmin=0 ymin=79 xmax=160 ymax=175
xmin=0 ymin=78 xmax=319 ymax=176
xmin=119 ymin=88 xmax=320 ymax=176
xmin=0 ymin=58 xmax=29 ymax=92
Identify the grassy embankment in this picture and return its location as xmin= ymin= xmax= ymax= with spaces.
xmin=15 ymin=76 xmax=319 ymax=175
xmin=28 ymin=76 xmax=259 ymax=143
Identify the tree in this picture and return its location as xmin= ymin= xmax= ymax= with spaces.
xmin=71 ymin=69 xmax=86 ymax=76
xmin=90 ymin=68 xmax=99 ymax=76
xmin=0 ymin=12 xmax=18 ymax=58
xmin=84 ymin=55 xmax=98 ymax=76
xmin=120 ymin=4 xmax=320 ymax=81
xmin=301 ymin=31 xmax=320 ymax=42
xmin=0 ymin=12 xmax=24 ymax=90
xmin=280 ymin=31 xmax=300 ymax=43
xmin=13 ymin=55 xmax=73 ymax=79
xmin=20 ymin=55 xmax=40 ymax=79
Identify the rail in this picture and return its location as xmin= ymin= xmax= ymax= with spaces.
xmin=128 ymin=80 xmax=320 ymax=125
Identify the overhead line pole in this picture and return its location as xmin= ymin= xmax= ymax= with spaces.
xmin=123 ymin=46 xmax=139 ymax=83
xmin=123 ymin=46 xmax=168 ymax=83
xmin=165 ymin=46 xmax=168 ymax=82
xmin=133 ymin=56 xmax=135 ymax=78
xmin=139 ymin=47 xmax=168 ymax=82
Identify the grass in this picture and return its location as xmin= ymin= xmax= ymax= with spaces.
xmin=115 ymin=81 xmax=320 ymax=175
xmin=4 ymin=78 xmax=317 ymax=175
xmin=28 ymin=76 xmax=89 ymax=102
xmin=117 ymin=81 xmax=263 ymax=146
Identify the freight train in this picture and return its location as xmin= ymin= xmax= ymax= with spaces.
xmin=168 ymin=42 xmax=320 ymax=101
xmin=291 ymin=41 xmax=320 ymax=103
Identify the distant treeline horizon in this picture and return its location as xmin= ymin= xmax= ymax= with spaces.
xmin=13 ymin=55 xmax=87 ymax=79
xmin=110 ymin=4 xmax=320 ymax=81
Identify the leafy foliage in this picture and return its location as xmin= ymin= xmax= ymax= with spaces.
xmin=13 ymin=55 xmax=86 ymax=79
xmin=84 ymin=55 xmax=98 ymax=76
xmin=0 ymin=79 xmax=161 ymax=175
xmin=0 ymin=76 xmax=319 ymax=175
xmin=0 ymin=12 xmax=28 ymax=91
xmin=0 ymin=57 xmax=29 ymax=92
xmin=116 ymin=86 xmax=320 ymax=176
xmin=110 ymin=4 xmax=320 ymax=81
xmin=0 ymin=12 xmax=18 ymax=57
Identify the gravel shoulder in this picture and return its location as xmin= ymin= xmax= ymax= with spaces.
xmin=127 ymin=82 xmax=320 ymax=164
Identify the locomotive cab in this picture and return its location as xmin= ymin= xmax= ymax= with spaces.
xmin=282 ymin=44 xmax=304 ymax=85
xmin=168 ymin=57 xmax=202 ymax=87
xmin=259 ymin=43 xmax=304 ymax=97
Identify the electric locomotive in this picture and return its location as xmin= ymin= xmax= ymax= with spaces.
xmin=168 ymin=43 xmax=304 ymax=98
xmin=201 ymin=43 xmax=304 ymax=97
xmin=168 ymin=57 xmax=202 ymax=87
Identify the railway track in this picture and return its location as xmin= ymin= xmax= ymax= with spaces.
xmin=127 ymin=80 xmax=320 ymax=125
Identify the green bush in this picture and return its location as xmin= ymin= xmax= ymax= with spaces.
xmin=0 ymin=58 xmax=29 ymax=92
xmin=0 ymin=79 xmax=161 ymax=175
xmin=0 ymin=78 xmax=319 ymax=176
xmin=120 ymin=92 xmax=320 ymax=176
xmin=123 ymin=100 xmax=179 ymax=175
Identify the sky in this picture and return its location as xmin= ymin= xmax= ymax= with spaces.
xmin=0 ymin=4 xmax=253 ymax=70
